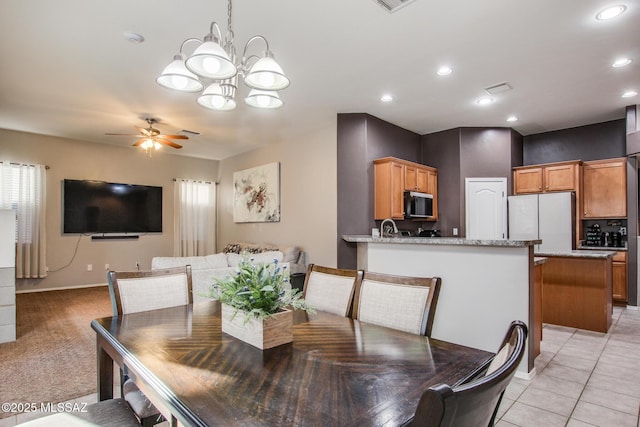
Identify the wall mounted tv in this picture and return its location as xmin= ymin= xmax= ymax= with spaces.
xmin=63 ymin=179 xmax=162 ymax=234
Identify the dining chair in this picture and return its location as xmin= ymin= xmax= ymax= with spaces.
xmin=108 ymin=265 xmax=193 ymax=316
xmin=352 ymin=271 xmax=441 ymax=336
xmin=302 ymin=264 xmax=363 ymax=317
xmin=405 ymin=320 xmax=528 ymax=427
xmin=15 ymin=398 xmax=141 ymax=426
xmin=107 ymin=265 xmax=193 ymax=426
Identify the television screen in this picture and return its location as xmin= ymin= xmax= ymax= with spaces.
xmin=63 ymin=179 xmax=162 ymax=234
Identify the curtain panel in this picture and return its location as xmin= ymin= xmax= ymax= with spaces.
xmin=173 ymin=179 xmax=216 ymax=257
xmin=0 ymin=162 xmax=47 ymax=278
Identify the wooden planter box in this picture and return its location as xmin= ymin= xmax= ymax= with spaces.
xmin=221 ymin=304 xmax=293 ymax=349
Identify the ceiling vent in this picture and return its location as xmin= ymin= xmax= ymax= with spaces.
xmin=484 ymin=82 xmax=513 ymax=95
xmin=375 ymin=0 xmax=418 ymax=13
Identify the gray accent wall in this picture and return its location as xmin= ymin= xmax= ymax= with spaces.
xmin=422 ymin=128 xmax=522 ymax=236
xmin=523 ymin=119 xmax=626 ymax=164
xmin=337 ymin=114 xmax=420 ymax=269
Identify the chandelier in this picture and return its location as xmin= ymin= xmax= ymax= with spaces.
xmin=156 ymin=0 xmax=290 ymax=110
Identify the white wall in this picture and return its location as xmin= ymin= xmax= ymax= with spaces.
xmin=217 ymin=116 xmax=338 ymax=268
xmin=0 ymin=129 xmax=219 ymax=291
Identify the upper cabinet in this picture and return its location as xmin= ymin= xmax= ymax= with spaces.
xmin=374 ymin=157 xmax=438 ymax=221
xmin=581 ymin=158 xmax=627 ymax=219
xmin=513 ymin=160 xmax=581 ymax=194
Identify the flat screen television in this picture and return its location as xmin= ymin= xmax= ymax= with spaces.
xmin=63 ymin=179 xmax=162 ymax=234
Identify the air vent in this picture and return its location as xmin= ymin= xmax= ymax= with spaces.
xmin=484 ymin=82 xmax=513 ymax=95
xmin=375 ymin=0 xmax=417 ymax=13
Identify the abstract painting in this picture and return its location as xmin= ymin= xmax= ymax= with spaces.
xmin=233 ymin=162 xmax=281 ymax=223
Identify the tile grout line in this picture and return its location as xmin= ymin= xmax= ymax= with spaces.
xmin=560 ymin=310 xmax=620 ymax=427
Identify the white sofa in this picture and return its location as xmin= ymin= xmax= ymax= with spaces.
xmin=151 ymin=243 xmax=307 ymax=302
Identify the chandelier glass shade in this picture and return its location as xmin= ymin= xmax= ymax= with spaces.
xmin=156 ymin=0 xmax=289 ymax=111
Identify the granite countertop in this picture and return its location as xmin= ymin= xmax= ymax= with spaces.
xmin=342 ymin=235 xmax=540 ymax=248
xmin=534 ymin=250 xmax=616 ymax=259
xmin=578 ymin=244 xmax=627 ymax=251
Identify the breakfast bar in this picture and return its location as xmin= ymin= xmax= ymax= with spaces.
xmin=342 ymin=235 xmax=539 ymax=378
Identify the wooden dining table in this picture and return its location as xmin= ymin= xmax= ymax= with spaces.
xmin=91 ymin=301 xmax=493 ymax=427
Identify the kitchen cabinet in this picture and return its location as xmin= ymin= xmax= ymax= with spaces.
xmin=374 ymin=157 xmax=438 ymax=220
xmin=582 ymin=158 xmax=627 ymax=219
xmin=612 ymin=251 xmax=627 ymax=305
xmin=513 ymin=160 xmax=581 ymax=195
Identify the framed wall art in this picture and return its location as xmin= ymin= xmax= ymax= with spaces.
xmin=233 ymin=162 xmax=281 ymax=223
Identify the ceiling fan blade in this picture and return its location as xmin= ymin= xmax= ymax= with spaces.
xmin=157 ymin=134 xmax=189 ymax=140
xmin=135 ymin=126 xmax=153 ymax=136
xmin=105 ymin=133 xmax=142 ymax=136
xmin=157 ymin=138 xmax=183 ymax=149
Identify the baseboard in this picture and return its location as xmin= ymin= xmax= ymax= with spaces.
xmin=16 ymin=283 xmax=108 ymax=294
xmin=514 ymin=367 xmax=536 ymax=381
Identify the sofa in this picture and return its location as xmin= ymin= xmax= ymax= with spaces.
xmin=151 ymin=242 xmax=307 ymax=302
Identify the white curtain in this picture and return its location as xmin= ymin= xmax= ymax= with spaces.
xmin=174 ymin=179 xmax=216 ymax=256
xmin=0 ymin=162 xmax=47 ymax=278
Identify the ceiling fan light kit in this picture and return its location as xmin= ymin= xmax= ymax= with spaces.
xmin=156 ymin=0 xmax=290 ymax=110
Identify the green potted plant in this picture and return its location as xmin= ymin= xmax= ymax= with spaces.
xmin=209 ymin=257 xmax=314 ymax=349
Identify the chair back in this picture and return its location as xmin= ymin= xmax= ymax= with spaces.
xmin=302 ymin=264 xmax=363 ymax=317
xmin=108 ymin=266 xmax=193 ymax=316
xmin=407 ymin=320 xmax=528 ymax=427
xmin=353 ymin=271 xmax=441 ymax=336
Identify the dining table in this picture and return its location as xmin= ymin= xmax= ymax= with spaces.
xmin=91 ymin=300 xmax=494 ymax=427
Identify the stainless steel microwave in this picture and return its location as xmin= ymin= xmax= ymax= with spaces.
xmin=404 ymin=191 xmax=434 ymax=219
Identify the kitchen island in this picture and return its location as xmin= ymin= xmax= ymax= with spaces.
xmin=536 ymin=250 xmax=615 ymax=333
xmin=342 ymin=235 xmax=540 ymax=378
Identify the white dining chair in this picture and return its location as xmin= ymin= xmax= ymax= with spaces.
xmin=107 ymin=265 xmax=193 ymax=426
xmin=353 ymin=271 xmax=441 ymax=336
xmin=302 ymin=264 xmax=363 ymax=317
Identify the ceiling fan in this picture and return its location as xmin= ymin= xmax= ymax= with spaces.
xmin=105 ymin=118 xmax=188 ymax=150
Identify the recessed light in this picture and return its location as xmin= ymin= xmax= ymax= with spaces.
xmin=506 ymin=116 xmax=518 ymax=122
xmin=612 ymin=58 xmax=632 ymax=68
xmin=476 ymin=96 xmax=494 ymax=105
xmin=622 ymin=90 xmax=638 ymax=98
xmin=380 ymin=94 xmax=394 ymax=102
xmin=437 ymin=66 xmax=453 ymax=76
xmin=123 ymin=31 xmax=145 ymax=43
xmin=596 ymin=5 xmax=626 ymax=20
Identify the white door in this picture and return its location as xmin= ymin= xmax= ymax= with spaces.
xmin=465 ymin=178 xmax=507 ymax=240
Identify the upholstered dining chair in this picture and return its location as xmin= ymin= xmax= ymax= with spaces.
xmin=107 ymin=265 xmax=193 ymax=426
xmin=352 ymin=271 xmax=442 ymax=336
xmin=15 ymin=398 xmax=141 ymax=426
xmin=404 ymin=320 xmax=528 ymax=427
xmin=302 ymin=264 xmax=363 ymax=317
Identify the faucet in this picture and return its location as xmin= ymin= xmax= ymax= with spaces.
xmin=380 ymin=218 xmax=398 ymax=237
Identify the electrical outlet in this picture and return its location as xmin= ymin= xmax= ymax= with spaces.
xmin=105 ymin=264 xmax=109 ymax=271
xmin=135 ymin=261 xmax=140 ymax=270
xmin=87 ymin=264 xmax=93 ymax=272
xmin=453 ymin=227 xmax=459 ymax=236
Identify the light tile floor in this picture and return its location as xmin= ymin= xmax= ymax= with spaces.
xmin=2 ymin=307 xmax=639 ymax=426
xmin=497 ymin=306 xmax=640 ymax=427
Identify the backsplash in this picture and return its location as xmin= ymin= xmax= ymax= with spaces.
xmin=582 ymin=219 xmax=627 ymax=248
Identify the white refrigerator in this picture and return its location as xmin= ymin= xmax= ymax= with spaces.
xmin=508 ymin=192 xmax=575 ymax=253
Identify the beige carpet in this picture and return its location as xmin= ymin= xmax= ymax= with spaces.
xmin=0 ymin=286 xmax=112 ymax=419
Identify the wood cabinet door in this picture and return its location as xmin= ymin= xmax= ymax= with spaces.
xmin=612 ymin=251 xmax=627 ymax=304
xmin=582 ymin=160 xmax=626 ymax=218
xmin=416 ymin=168 xmax=428 ymax=193
xmin=404 ymin=165 xmax=417 ymax=191
xmin=513 ymin=167 xmax=543 ymax=194
xmin=544 ymin=164 xmax=577 ymax=191
xmin=390 ymin=162 xmax=405 ymax=219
